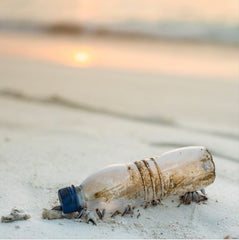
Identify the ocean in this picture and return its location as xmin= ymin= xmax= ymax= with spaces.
xmin=0 ymin=0 xmax=238 ymax=44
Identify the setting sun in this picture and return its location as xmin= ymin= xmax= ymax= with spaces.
xmin=74 ymin=52 xmax=90 ymax=65
xmin=58 ymin=48 xmax=94 ymax=68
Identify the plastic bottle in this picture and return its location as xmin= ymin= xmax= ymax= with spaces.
xmin=57 ymin=146 xmax=215 ymax=218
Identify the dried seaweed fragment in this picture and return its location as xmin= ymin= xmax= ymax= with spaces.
xmin=1 ymin=208 xmax=30 ymax=223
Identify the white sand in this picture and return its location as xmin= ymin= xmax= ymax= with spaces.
xmin=0 ymin=33 xmax=238 ymax=239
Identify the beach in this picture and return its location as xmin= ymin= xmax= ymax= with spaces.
xmin=0 ymin=31 xmax=239 ymax=239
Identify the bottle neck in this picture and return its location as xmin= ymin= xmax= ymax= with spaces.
xmin=75 ymin=185 xmax=87 ymax=209
xmin=58 ymin=185 xmax=87 ymax=214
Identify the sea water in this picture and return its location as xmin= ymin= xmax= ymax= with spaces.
xmin=0 ymin=0 xmax=238 ymax=44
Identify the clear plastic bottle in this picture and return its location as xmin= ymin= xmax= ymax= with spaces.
xmin=58 ymin=146 xmax=215 ymax=218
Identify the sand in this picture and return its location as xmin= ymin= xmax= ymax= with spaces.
xmin=0 ymin=32 xmax=238 ymax=239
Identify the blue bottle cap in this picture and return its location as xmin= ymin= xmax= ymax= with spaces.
xmin=58 ymin=185 xmax=80 ymax=213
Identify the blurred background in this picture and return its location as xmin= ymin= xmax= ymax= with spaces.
xmin=0 ymin=0 xmax=238 ymax=155
xmin=0 ymin=0 xmax=239 ymax=43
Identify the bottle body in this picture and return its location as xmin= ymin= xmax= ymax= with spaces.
xmin=66 ymin=146 xmax=215 ymax=217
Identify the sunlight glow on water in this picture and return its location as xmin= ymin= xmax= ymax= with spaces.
xmin=75 ymin=52 xmax=89 ymax=62
xmin=71 ymin=51 xmax=92 ymax=67
xmin=59 ymin=48 xmax=93 ymax=68
xmin=1 ymin=35 xmax=238 ymax=80
xmin=74 ymin=52 xmax=90 ymax=65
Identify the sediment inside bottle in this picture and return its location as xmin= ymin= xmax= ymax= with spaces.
xmin=80 ymin=147 xmax=215 ymax=214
